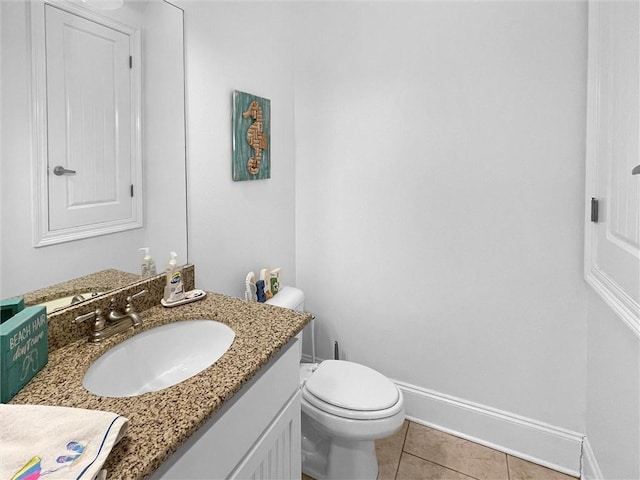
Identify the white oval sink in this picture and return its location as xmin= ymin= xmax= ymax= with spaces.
xmin=83 ymin=320 xmax=235 ymax=397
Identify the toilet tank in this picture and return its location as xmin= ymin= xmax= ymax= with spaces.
xmin=265 ymin=286 xmax=305 ymax=311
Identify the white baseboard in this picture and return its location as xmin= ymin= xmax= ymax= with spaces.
xmin=581 ymin=438 xmax=604 ymax=480
xmin=395 ymin=379 xmax=584 ymax=478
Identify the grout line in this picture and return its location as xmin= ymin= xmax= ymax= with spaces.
xmin=393 ymin=452 xmax=401 ymax=480
xmin=393 ymin=422 xmax=410 ymax=480
xmin=401 ymin=452 xmax=481 ymax=480
xmin=506 ymin=452 xmax=512 ymax=480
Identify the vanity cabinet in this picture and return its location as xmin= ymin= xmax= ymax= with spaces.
xmin=150 ymin=338 xmax=301 ymax=479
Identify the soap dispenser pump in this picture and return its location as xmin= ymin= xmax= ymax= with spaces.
xmin=139 ymin=247 xmax=157 ymax=279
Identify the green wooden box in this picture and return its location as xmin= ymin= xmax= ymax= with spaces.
xmin=0 ymin=305 xmax=48 ymax=403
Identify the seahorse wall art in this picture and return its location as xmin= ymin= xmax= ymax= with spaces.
xmin=243 ymin=100 xmax=268 ymax=175
xmin=232 ymin=91 xmax=271 ymax=181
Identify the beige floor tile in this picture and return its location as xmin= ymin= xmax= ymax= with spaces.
xmin=396 ymin=452 xmax=476 ymax=480
xmin=507 ymin=456 xmax=578 ymax=480
xmin=404 ymin=423 xmax=509 ymax=480
xmin=375 ymin=420 xmax=410 ymax=480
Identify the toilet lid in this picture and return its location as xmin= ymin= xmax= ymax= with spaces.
xmin=304 ymin=360 xmax=399 ymax=412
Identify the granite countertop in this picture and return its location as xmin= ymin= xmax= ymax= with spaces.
xmin=10 ymin=292 xmax=311 ymax=479
xmin=21 ymin=269 xmax=140 ymax=307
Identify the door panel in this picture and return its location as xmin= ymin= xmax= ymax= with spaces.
xmin=45 ymin=5 xmax=133 ymax=231
xmin=586 ymin=0 xmax=640 ymax=334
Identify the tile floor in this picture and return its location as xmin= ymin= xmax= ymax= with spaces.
xmin=303 ymin=421 xmax=578 ymax=480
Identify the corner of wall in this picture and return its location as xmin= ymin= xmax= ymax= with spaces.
xmin=581 ymin=437 xmax=604 ymax=480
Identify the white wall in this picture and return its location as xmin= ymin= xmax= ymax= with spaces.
xmin=293 ymin=1 xmax=588 ymax=434
xmin=586 ymin=290 xmax=640 ymax=480
xmin=177 ymin=1 xmax=296 ymax=298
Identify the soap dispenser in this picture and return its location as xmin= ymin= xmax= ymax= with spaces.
xmin=139 ymin=247 xmax=157 ymax=279
xmin=163 ymin=251 xmax=185 ymax=304
xmin=160 ymin=252 xmax=207 ymax=308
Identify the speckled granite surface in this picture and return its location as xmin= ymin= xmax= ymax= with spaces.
xmin=22 ymin=269 xmax=140 ymax=306
xmin=9 ymin=291 xmax=311 ymax=479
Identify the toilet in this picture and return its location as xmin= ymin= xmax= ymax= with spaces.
xmin=266 ymin=287 xmax=405 ymax=480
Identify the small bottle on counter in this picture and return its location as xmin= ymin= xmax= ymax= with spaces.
xmin=139 ymin=247 xmax=157 ymax=279
xmin=163 ymin=252 xmax=185 ymax=304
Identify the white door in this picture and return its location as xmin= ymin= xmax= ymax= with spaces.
xmin=586 ymin=1 xmax=640 ymax=334
xmin=45 ymin=5 xmax=134 ymax=231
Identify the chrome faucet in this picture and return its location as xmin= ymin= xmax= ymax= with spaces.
xmin=75 ymin=290 xmax=147 ymax=343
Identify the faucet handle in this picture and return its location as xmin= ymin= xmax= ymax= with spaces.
xmin=125 ymin=289 xmax=147 ymax=313
xmin=130 ymin=289 xmax=147 ymax=301
xmin=109 ymin=296 xmax=119 ymax=311
xmin=75 ymin=308 xmax=99 ymax=323
xmin=74 ymin=308 xmax=105 ymax=332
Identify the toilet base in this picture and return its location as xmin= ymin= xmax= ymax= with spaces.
xmin=328 ymin=437 xmax=378 ymax=479
xmin=301 ymin=413 xmax=379 ymax=480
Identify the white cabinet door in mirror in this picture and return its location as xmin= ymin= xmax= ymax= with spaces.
xmin=46 ymin=5 xmax=133 ymax=231
xmin=30 ymin=1 xmax=142 ymax=246
xmin=585 ymin=0 xmax=640 ymax=336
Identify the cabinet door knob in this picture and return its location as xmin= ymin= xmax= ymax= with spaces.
xmin=632 ymin=164 xmax=640 ymax=175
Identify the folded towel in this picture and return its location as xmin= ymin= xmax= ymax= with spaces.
xmin=0 ymin=404 xmax=129 ymax=480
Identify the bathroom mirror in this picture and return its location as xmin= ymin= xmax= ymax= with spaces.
xmin=0 ymin=0 xmax=188 ymax=302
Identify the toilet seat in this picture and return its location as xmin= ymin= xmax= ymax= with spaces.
xmin=302 ymin=360 xmax=403 ymax=420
